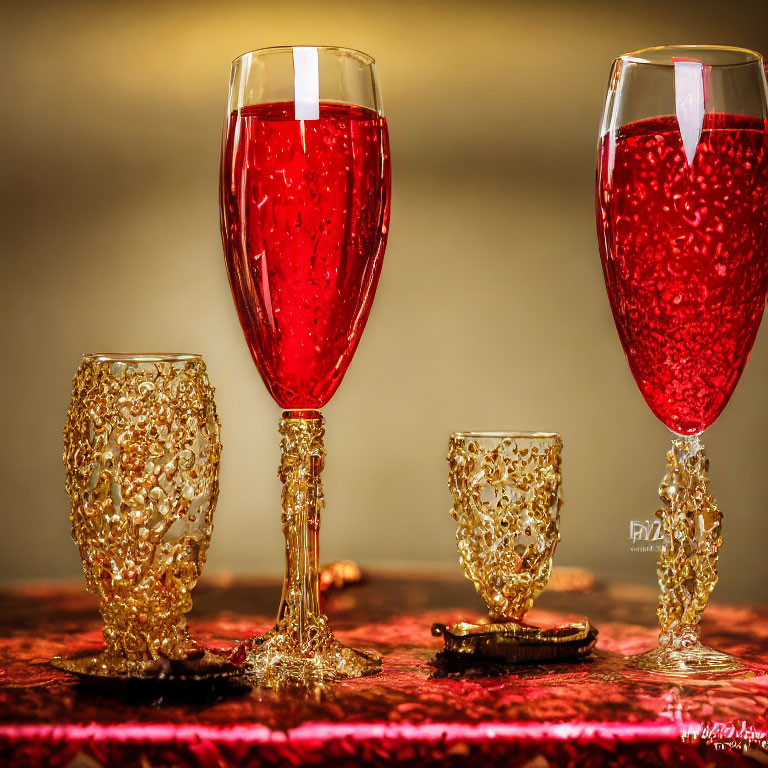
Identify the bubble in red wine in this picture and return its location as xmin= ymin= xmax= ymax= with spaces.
xmin=221 ymin=102 xmax=391 ymax=409
xmin=598 ymin=114 xmax=768 ymax=434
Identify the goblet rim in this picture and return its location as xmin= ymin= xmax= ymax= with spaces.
xmin=451 ymin=431 xmax=561 ymax=440
xmin=82 ymin=353 xmax=203 ymax=363
xmin=231 ymin=45 xmax=375 ymax=67
xmin=618 ymin=44 xmax=764 ymax=69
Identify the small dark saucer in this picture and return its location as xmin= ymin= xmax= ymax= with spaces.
xmin=50 ymin=649 xmax=248 ymax=695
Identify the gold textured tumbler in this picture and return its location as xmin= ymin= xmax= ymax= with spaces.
xmin=59 ymin=353 xmax=221 ymax=677
xmin=447 ymin=432 xmax=563 ymax=621
xmin=435 ymin=431 xmax=595 ymax=663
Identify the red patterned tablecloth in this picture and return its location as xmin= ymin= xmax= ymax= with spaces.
xmin=1 ymin=573 xmax=767 ymax=767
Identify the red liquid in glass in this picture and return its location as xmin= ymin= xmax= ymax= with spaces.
xmin=221 ymin=102 xmax=390 ymax=409
xmin=597 ymin=114 xmax=768 ymax=434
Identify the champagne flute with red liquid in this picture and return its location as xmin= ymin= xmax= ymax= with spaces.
xmin=220 ymin=46 xmax=390 ymax=686
xmin=597 ymin=46 xmax=768 ymax=676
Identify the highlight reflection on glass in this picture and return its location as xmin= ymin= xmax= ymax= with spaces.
xmin=220 ymin=46 xmax=390 ymax=686
xmin=597 ymin=46 xmax=768 ymax=676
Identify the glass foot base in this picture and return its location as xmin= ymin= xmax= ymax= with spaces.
xmin=50 ymin=649 xmax=242 ymax=689
xmin=627 ymin=645 xmax=749 ymax=678
xmin=234 ymin=613 xmax=381 ymax=688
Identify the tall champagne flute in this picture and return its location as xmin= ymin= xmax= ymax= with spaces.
xmin=220 ymin=46 xmax=390 ymax=686
xmin=597 ymin=46 xmax=768 ymax=676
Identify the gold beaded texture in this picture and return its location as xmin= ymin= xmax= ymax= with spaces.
xmin=447 ymin=432 xmax=563 ymax=622
xmin=63 ymin=354 xmax=221 ymax=673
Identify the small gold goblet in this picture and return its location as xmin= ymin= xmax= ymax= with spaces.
xmin=55 ymin=354 xmax=224 ymax=680
xmin=437 ymin=432 xmax=595 ymax=662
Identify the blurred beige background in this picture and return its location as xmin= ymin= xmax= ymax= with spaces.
xmin=2 ymin=1 xmax=768 ymax=603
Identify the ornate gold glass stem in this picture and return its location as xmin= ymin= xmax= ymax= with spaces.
xmin=237 ymin=412 xmax=381 ymax=687
xmin=276 ymin=412 xmax=324 ymax=643
xmin=657 ymin=436 xmax=721 ymax=650
xmin=629 ymin=436 xmax=745 ymax=676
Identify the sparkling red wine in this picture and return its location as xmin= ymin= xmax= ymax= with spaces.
xmin=221 ymin=101 xmax=390 ymax=409
xmin=597 ymin=114 xmax=768 ymax=434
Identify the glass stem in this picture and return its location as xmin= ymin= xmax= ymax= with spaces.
xmin=656 ymin=435 xmax=723 ymax=653
xmin=276 ymin=411 xmax=324 ymax=645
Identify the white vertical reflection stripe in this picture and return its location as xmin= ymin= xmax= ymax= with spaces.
xmin=674 ymin=60 xmax=705 ymax=166
xmin=293 ymin=46 xmax=320 ymax=120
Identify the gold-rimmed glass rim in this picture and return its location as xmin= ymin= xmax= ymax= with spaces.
xmin=82 ymin=353 xmax=202 ymax=363
xmin=232 ymin=45 xmax=375 ymax=67
xmin=618 ymin=45 xmax=764 ymax=68
xmin=451 ymin=431 xmax=561 ymax=440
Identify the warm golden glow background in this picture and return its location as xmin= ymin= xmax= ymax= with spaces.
xmin=2 ymin=1 xmax=768 ymax=603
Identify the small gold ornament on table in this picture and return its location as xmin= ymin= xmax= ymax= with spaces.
xmin=53 ymin=353 xmax=235 ymax=687
xmin=434 ymin=432 xmax=597 ymax=664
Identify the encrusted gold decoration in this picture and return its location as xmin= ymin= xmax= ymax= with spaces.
xmin=447 ymin=432 xmax=563 ymax=621
xmin=630 ymin=437 xmax=745 ymax=676
xmin=432 ymin=619 xmax=598 ymax=663
xmin=440 ymin=433 xmax=589 ymax=665
xmin=236 ymin=413 xmax=380 ymax=688
xmin=657 ymin=437 xmax=721 ymax=648
xmin=61 ymin=354 xmax=221 ymax=676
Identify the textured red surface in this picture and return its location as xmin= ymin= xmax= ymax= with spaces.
xmin=597 ymin=114 xmax=768 ymax=435
xmin=1 ymin=575 xmax=767 ymax=767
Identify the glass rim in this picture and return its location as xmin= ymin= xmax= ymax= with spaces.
xmin=82 ymin=353 xmax=202 ymax=363
xmin=617 ymin=44 xmax=764 ymax=68
xmin=451 ymin=431 xmax=561 ymax=441
xmin=231 ymin=45 xmax=375 ymax=67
